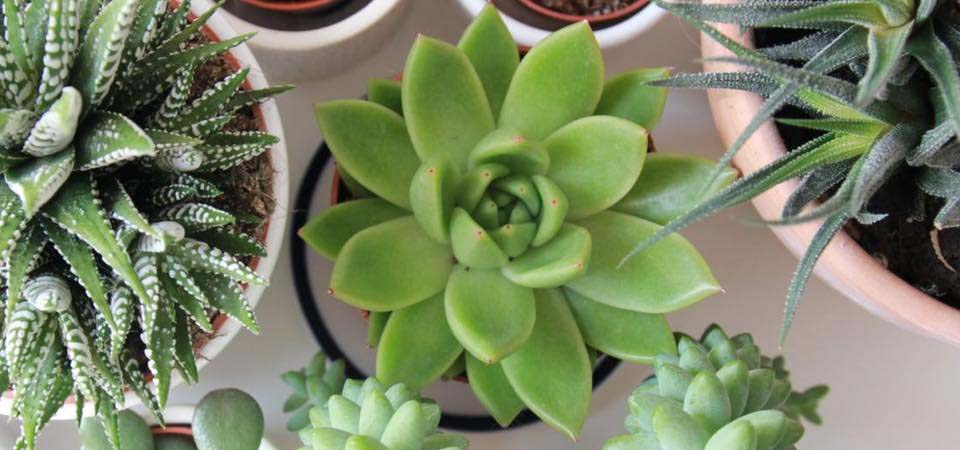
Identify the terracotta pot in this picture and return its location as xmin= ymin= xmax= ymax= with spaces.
xmin=0 ymin=0 xmax=290 ymax=420
xmin=148 ymin=406 xmax=278 ymax=450
xmin=701 ymin=24 xmax=960 ymax=346
xmin=516 ymin=0 xmax=650 ymax=24
xmin=238 ymin=0 xmax=347 ymax=14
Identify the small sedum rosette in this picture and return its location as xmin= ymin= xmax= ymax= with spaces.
xmin=604 ymin=325 xmax=828 ymax=450
xmin=302 ymin=6 xmax=732 ymax=438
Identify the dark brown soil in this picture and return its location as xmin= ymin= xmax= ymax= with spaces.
xmin=753 ymin=28 xmax=960 ymax=309
xmin=533 ymin=0 xmax=638 ymax=15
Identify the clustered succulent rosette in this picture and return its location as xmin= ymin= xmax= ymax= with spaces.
xmin=301 ymin=5 xmax=730 ymax=438
xmin=604 ymin=325 xmax=827 ymax=450
xmin=0 ymin=1 xmax=287 ymax=448
xmin=629 ymin=0 xmax=960 ymax=342
xmin=284 ymin=353 xmax=469 ymax=450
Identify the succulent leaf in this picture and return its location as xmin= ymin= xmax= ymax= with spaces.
xmin=564 ymin=289 xmax=675 ymax=364
xmin=376 ymin=293 xmax=462 ymax=391
xmin=69 ymin=0 xmax=138 ymax=112
xmin=5 ymin=147 xmax=75 ymax=216
xmin=457 ymin=4 xmax=518 ymax=119
xmin=191 ymin=270 xmax=259 ymax=334
xmin=464 ymin=354 xmax=524 ymax=427
xmin=596 ymin=67 xmax=671 ymax=129
xmin=74 ymin=112 xmax=155 ymax=170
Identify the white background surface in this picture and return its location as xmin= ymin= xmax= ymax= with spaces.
xmin=13 ymin=2 xmax=960 ymax=449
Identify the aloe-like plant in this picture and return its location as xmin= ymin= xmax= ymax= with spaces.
xmin=0 ymin=1 xmax=288 ymax=448
xmin=284 ymin=353 xmax=469 ymax=450
xmin=604 ymin=324 xmax=828 ymax=450
xmin=300 ymin=5 xmax=732 ymax=438
xmin=624 ymin=0 xmax=960 ymax=343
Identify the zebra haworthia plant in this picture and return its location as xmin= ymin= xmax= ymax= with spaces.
xmin=301 ymin=5 xmax=731 ymax=438
xmin=0 ymin=0 xmax=288 ymax=448
xmin=284 ymin=352 xmax=470 ymax=450
xmin=604 ymin=325 xmax=828 ymax=450
xmin=625 ymin=0 xmax=960 ymax=342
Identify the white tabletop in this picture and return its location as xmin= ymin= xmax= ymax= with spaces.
xmin=15 ymin=2 xmax=960 ymax=449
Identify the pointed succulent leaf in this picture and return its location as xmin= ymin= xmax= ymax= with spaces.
xmin=499 ymin=22 xmax=603 ymax=140
xmin=596 ymin=67 xmax=670 ymax=129
xmin=165 ymin=68 xmax=249 ymax=132
xmin=41 ymin=221 xmax=115 ymax=328
xmin=299 ymin=198 xmax=407 ymax=260
xmin=104 ymin=179 xmax=158 ymax=237
xmin=858 ymin=22 xmax=913 ymax=104
xmin=192 ymin=270 xmax=260 ymax=334
xmin=315 ymin=100 xmax=420 ymax=209
xmin=409 ymin=158 xmax=460 ymax=244
xmin=5 ymin=147 xmax=75 ymax=217
xmin=196 ymin=131 xmax=278 ymax=172
xmin=376 ymin=293 xmax=462 ymax=391
xmin=465 ymin=354 xmax=525 ymax=427
xmin=75 ymin=112 xmax=156 ymax=170
xmin=570 ymin=211 xmax=718 ymax=313
xmin=545 ymin=116 xmax=647 ymax=219
xmin=565 ymin=289 xmax=675 ymax=364
xmin=445 ymin=266 xmax=535 ymax=363
xmin=331 ymin=217 xmax=453 ymax=312
xmin=70 ymin=0 xmax=138 ymax=112
xmin=760 ymin=0 xmax=889 ymax=28
xmin=34 ymin=0 xmax=80 ymax=111
xmin=149 ymin=65 xmax=196 ymax=129
xmin=59 ymin=306 xmax=103 ymax=401
xmin=501 ymin=224 xmax=591 ymax=288
xmin=108 ymin=286 xmax=134 ymax=362
xmin=613 ymin=154 xmax=738 ymax=225
xmin=402 ymin=36 xmax=495 ymax=172
xmin=190 ymin=227 xmax=266 ymax=257
xmin=157 ymin=203 xmax=235 ymax=230
xmin=149 ymin=184 xmax=196 ymax=207
xmin=224 ymin=84 xmax=294 ymax=112
xmin=450 ymin=208 xmax=509 ymax=269
xmin=1 ymin=0 xmax=37 ymax=106
xmin=159 ymin=255 xmax=213 ymax=332
xmin=169 ymin=238 xmax=265 ymax=285
xmin=173 ymin=308 xmax=198 ymax=383
xmin=501 ymin=289 xmax=591 ymax=440
xmin=120 ymin=348 xmax=164 ymax=424
xmin=145 ymin=300 xmax=176 ymax=408
xmin=367 ymin=78 xmax=403 ymax=115
xmin=5 ymin=302 xmax=47 ymax=383
xmin=458 ymin=4 xmax=518 ymax=119
xmin=5 ymin=223 xmax=46 ymax=324
xmin=23 ymin=87 xmax=82 ymax=157
xmin=910 ymin=25 xmax=960 ymax=138
xmin=43 ymin=175 xmax=152 ymax=306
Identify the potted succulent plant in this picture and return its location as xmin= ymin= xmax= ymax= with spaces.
xmin=0 ymin=0 xmax=289 ymax=446
xmin=623 ymin=0 xmax=960 ymax=346
xmin=219 ymin=0 xmax=411 ymax=82
xmin=454 ymin=0 xmax=667 ymax=48
xmin=79 ymin=389 xmax=275 ymax=450
xmin=300 ymin=5 xmax=734 ymax=439
xmin=282 ymin=352 xmax=470 ymax=450
xmin=603 ymin=324 xmax=828 ymax=450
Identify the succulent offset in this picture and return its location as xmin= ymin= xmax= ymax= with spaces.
xmin=0 ymin=0 xmax=287 ymax=448
xmin=629 ymin=0 xmax=960 ymax=342
xmin=284 ymin=353 xmax=469 ymax=450
xmin=604 ymin=325 xmax=827 ymax=450
xmin=302 ymin=5 xmax=730 ymax=438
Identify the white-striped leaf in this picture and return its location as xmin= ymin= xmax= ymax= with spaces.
xmin=0 ymin=108 xmax=36 ymax=150
xmin=165 ymin=68 xmax=249 ymax=132
xmin=147 ymin=66 xmax=195 ymax=129
xmin=120 ymin=348 xmax=164 ymax=424
xmin=5 ymin=223 xmax=46 ymax=327
xmin=157 ymin=203 xmax=234 ymax=230
xmin=197 ymin=131 xmax=278 ymax=172
xmin=58 ymin=307 xmax=99 ymax=400
xmin=172 ymin=308 xmax=198 ymax=383
xmin=34 ymin=0 xmax=80 ymax=112
xmin=104 ymin=179 xmax=158 ymax=238
xmin=192 ymin=270 xmax=259 ymax=334
xmin=108 ymin=285 xmax=134 ymax=362
xmin=171 ymin=238 xmax=266 ymax=285
xmin=22 ymin=87 xmax=82 ymax=157
xmin=149 ymin=184 xmax=196 ymax=207
xmin=74 ymin=112 xmax=156 ymax=170
xmin=41 ymin=220 xmax=114 ymax=326
xmin=5 ymin=147 xmax=74 ymax=217
xmin=4 ymin=301 xmax=47 ymax=383
xmin=159 ymin=254 xmax=212 ymax=332
xmin=69 ymin=0 xmax=138 ymax=112
xmin=22 ymin=274 xmax=71 ymax=314
xmin=190 ymin=227 xmax=266 ymax=257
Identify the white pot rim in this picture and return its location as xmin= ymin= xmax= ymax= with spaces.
xmin=454 ymin=0 xmax=667 ymax=48
xmin=701 ymin=23 xmax=960 ymax=347
xmin=219 ymin=0 xmax=406 ymax=50
xmin=0 ymin=0 xmax=290 ymax=419
xmin=147 ymin=405 xmax=278 ymax=450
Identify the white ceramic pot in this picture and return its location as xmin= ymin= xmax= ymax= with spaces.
xmin=218 ymin=0 xmax=411 ymax=82
xmin=0 ymin=0 xmax=290 ymax=419
xmin=454 ymin=0 xmax=667 ymax=48
xmin=701 ymin=23 xmax=960 ymax=346
xmin=147 ymin=405 xmax=278 ymax=450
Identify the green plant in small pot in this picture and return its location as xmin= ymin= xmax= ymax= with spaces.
xmin=80 ymin=388 xmax=267 ymax=450
xmin=0 ymin=0 xmax=288 ymax=447
xmin=301 ymin=5 xmax=733 ymax=438
xmin=626 ymin=0 xmax=960 ymax=342
xmin=283 ymin=352 xmax=470 ymax=450
xmin=604 ymin=324 xmax=828 ymax=450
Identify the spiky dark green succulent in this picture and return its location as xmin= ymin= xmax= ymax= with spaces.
xmin=604 ymin=325 xmax=827 ymax=450
xmin=300 ymin=5 xmax=734 ymax=438
xmin=286 ymin=365 xmax=470 ymax=450
xmin=0 ymin=1 xmax=288 ymax=448
xmin=624 ymin=0 xmax=960 ymax=342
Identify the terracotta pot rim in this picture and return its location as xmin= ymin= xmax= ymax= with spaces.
xmin=237 ymin=0 xmax=347 ymax=13
xmin=700 ymin=23 xmax=960 ymax=347
xmin=516 ymin=0 xmax=650 ymax=24
xmin=151 ymin=424 xmax=194 ymax=437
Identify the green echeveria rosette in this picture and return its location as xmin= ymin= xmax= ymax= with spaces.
xmin=283 ymin=351 xmax=349 ymax=432
xmin=290 ymin=366 xmax=470 ymax=450
xmin=301 ymin=5 xmax=734 ymax=438
xmin=604 ymin=325 xmax=828 ymax=450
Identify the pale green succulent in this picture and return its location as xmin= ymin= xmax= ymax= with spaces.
xmin=0 ymin=1 xmax=288 ymax=448
xmin=282 ymin=351 xmax=348 ymax=432
xmin=604 ymin=325 xmax=827 ymax=450
xmin=626 ymin=0 xmax=960 ymax=342
xmin=291 ymin=373 xmax=469 ymax=450
xmin=301 ymin=5 xmax=731 ymax=438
